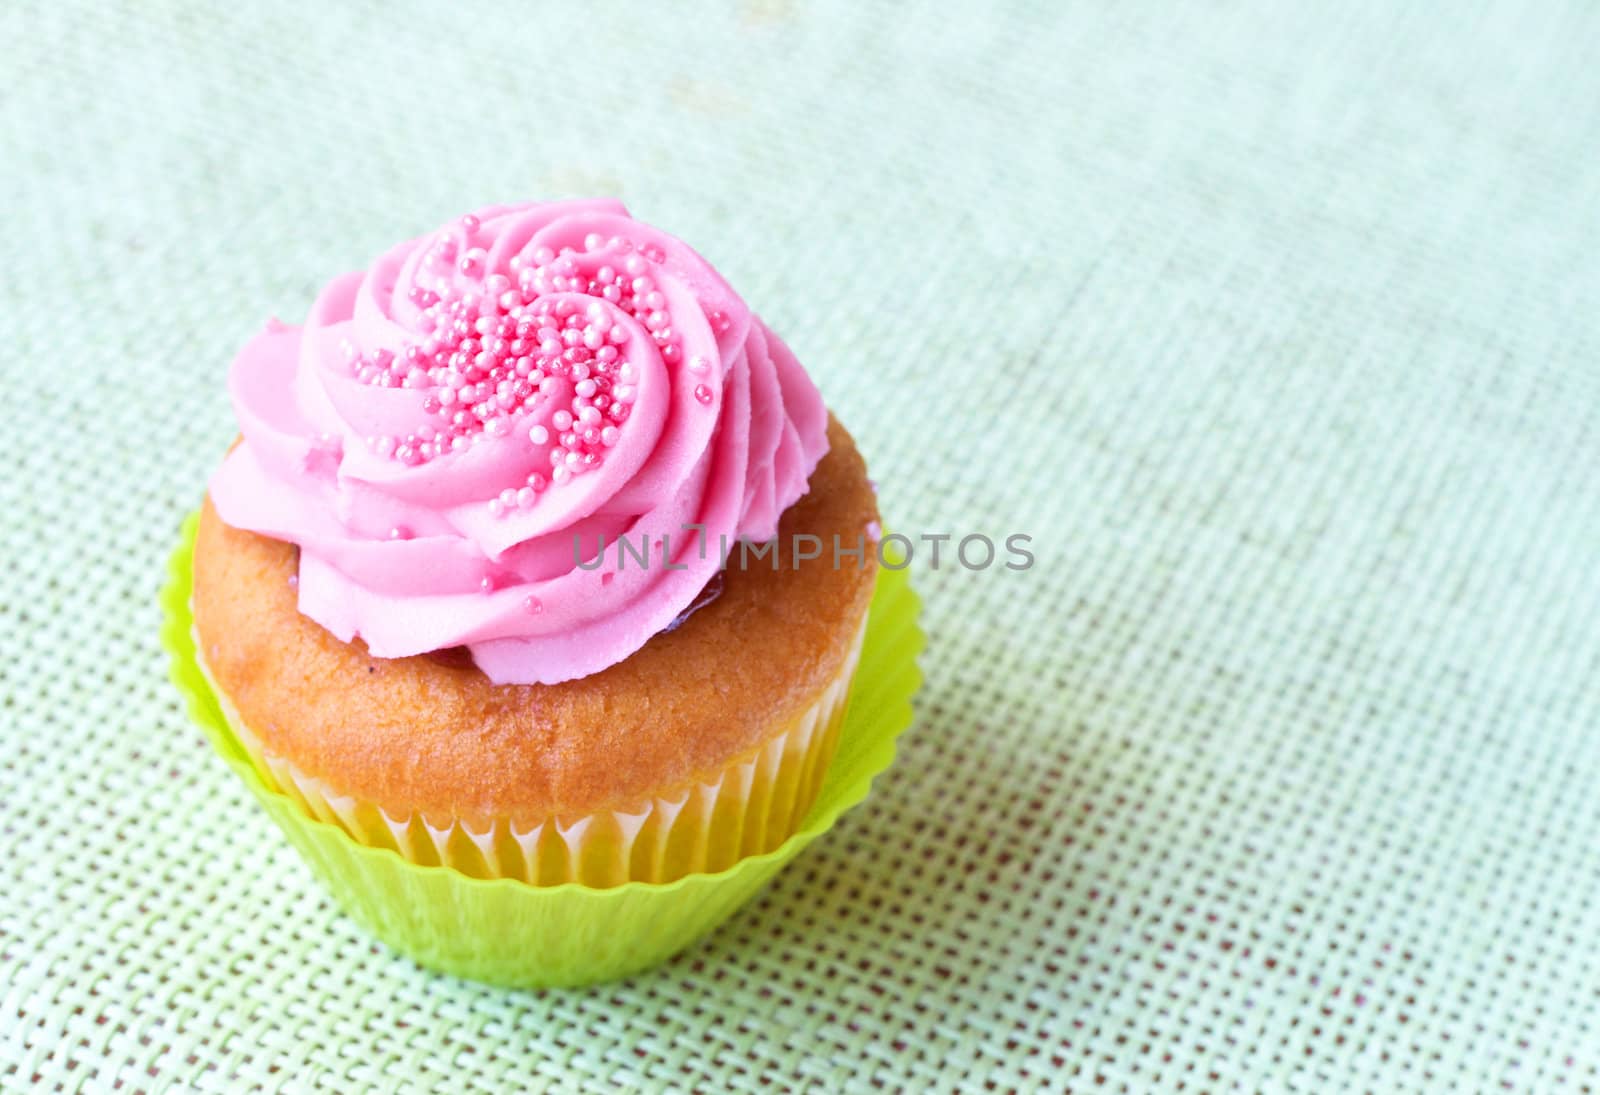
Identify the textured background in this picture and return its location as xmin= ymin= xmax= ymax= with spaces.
xmin=4 ymin=1 xmax=1600 ymax=1090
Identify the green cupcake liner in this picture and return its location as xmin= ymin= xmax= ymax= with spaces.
xmin=161 ymin=514 xmax=923 ymax=987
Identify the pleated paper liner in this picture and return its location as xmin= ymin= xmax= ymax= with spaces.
xmin=162 ymin=513 xmax=923 ymax=987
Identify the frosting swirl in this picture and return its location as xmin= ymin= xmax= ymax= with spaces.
xmin=210 ymin=200 xmax=829 ymax=684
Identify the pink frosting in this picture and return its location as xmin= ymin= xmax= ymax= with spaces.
xmin=210 ymin=200 xmax=829 ymax=684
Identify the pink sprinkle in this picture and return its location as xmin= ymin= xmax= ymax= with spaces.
xmin=351 ymin=213 xmax=690 ymax=474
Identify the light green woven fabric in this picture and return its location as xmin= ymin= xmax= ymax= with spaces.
xmin=5 ymin=1 xmax=1600 ymax=1090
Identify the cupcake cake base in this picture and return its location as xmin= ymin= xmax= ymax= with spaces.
xmin=163 ymin=516 xmax=922 ymax=987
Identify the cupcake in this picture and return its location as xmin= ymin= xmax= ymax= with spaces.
xmin=182 ymin=200 xmax=896 ymax=941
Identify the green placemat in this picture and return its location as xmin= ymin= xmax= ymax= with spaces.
xmin=5 ymin=1 xmax=1600 ymax=1090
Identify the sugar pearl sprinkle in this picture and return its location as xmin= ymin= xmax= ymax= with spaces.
xmin=341 ymin=223 xmax=717 ymax=518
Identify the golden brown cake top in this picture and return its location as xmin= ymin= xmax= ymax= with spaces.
xmin=192 ymin=417 xmax=878 ymax=823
